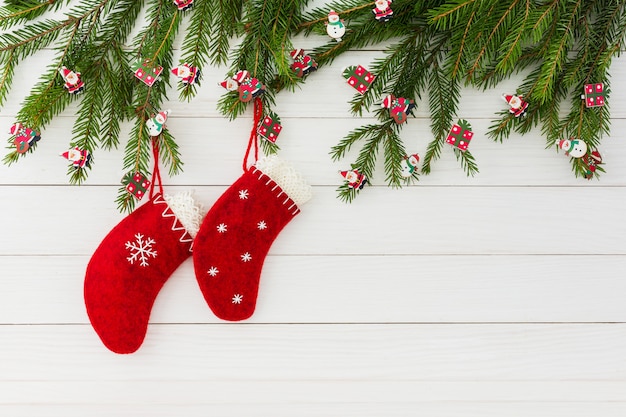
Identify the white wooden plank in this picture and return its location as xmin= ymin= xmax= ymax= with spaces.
xmin=1 ymin=185 xmax=624 ymax=255
xmin=1 ymin=403 xmax=626 ymax=417
xmin=1 ymin=255 xmax=625 ymax=324
xmin=0 ymin=324 xmax=624 ymax=380
xmin=1 ymin=115 xmax=625 ymax=186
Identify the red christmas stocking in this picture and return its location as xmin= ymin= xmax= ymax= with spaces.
xmin=84 ymin=144 xmax=203 ymax=353
xmin=193 ymin=154 xmax=312 ymax=321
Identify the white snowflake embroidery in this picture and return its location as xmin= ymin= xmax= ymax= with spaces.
xmin=217 ymin=223 xmax=227 ymax=233
xmin=125 ymin=233 xmax=157 ymax=267
xmin=241 ymin=252 xmax=252 ymax=262
xmin=207 ymin=266 xmax=219 ymax=277
xmin=257 ymin=220 xmax=267 ymax=230
xmin=232 ymin=294 xmax=243 ymax=304
xmin=239 ymin=189 xmax=249 ymax=199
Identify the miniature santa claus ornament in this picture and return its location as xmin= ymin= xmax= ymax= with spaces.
xmin=220 ymin=70 xmax=266 ymax=103
xmin=171 ymin=63 xmax=201 ymax=85
xmin=502 ymin=93 xmax=528 ymax=117
xmin=372 ymin=0 xmax=393 ymax=22
xmin=340 ymin=168 xmax=367 ymax=190
xmin=85 ymin=141 xmax=203 ymax=353
xmin=582 ymin=150 xmax=603 ymax=179
xmin=146 ymin=110 xmax=170 ymax=137
xmin=400 ymin=153 xmax=420 ymax=178
xmin=556 ymin=138 xmax=587 ymax=158
xmin=59 ymin=66 xmax=85 ymax=94
xmin=172 ymin=0 xmax=194 ymax=11
xmin=325 ymin=10 xmax=346 ymax=42
xmin=60 ymin=146 xmax=92 ymax=169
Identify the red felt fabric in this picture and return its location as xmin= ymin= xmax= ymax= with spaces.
xmin=84 ymin=193 xmax=193 ymax=354
xmin=193 ymin=167 xmax=301 ymax=321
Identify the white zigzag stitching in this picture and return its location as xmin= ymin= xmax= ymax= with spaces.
xmin=153 ymin=195 xmax=194 ymax=246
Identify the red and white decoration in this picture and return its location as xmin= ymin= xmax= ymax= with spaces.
xmin=446 ymin=119 xmax=474 ymax=151
xmin=340 ymin=168 xmax=367 ymax=190
xmin=372 ymin=0 xmax=393 ymax=22
xmin=193 ymin=156 xmax=312 ymax=322
xmin=400 ymin=153 xmax=420 ymax=178
xmin=84 ymin=192 xmax=203 ymax=354
xmin=325 ymin=10 xmax=346 ymax=42
xmin=60 ymin=146 xmax=92 ymax=169
xmin=557 ymin=137 xmax=587 ymax=158
xmin=146 ymin=110 xmax=170 ymax=137
xmin=502 ymin=93 xmax=528 ymax=117
xmin=171 ymin=63 xmax=201 ymax=85
xmin=59 ymin=66 xmax=85 ymax=94
xmin=131 ymin=59 xmax=163 ymax=86
xmin=10 ymin=122 xmax=41 ymax=154
xmin=172 ymin=0 xmax=194 ymax=11
xmin=257 ymin=113 xmax=282 ymax=143
xmin=342 ymin=65 xmax=376 ymax=94
xmin=582 ymin=83 xmax=605 ymax=108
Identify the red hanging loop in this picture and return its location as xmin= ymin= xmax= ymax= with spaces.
xmin=149 ymin=138 xmax=164 ymax=199
xmin=243 ymin=97 xmax=263 ymax=172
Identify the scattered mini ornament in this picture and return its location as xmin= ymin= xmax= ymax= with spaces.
xmin=342 ymin=65 xmax=376 ymax=94
xmin=230 ymin=70 xmax=266 ymax=103
xmin=556 ymin=137 xmax=587 ymax=158
xmin=61 ymin=146 xmax=92 ymax=169
xmin=581 ymin=83 xmax=605 ymax=108
xmin=400 ymin=153 xmax=420 ymax=178
xmin=257 ymin=112 xmax=282 ymax=143
xmin=146 ymin=110 xmax=170 ymax=137
xmin=289 ymin=49 xmax=318 ymax=78
xmin=122 ymin=171 xmax=151 ymax=200
xmin=582 ymin=150 xmax=603 ymax=179
xmin=172 ymin=0 xmax=193 ymax=11
xmin=325 ymin=10 xmax=346 ymax=42
xmin=446 ymin=119 xmax=474 ymax=151
xmin=9 ymin=122 xmax=41 ymax=154
xmin=381 ymin=94 xmax=416 ymax=124
xmin=171 ymin=63 xmax=201 ymax=85
xmin=59 ymin=66 xmax=85 ymax=94
xmin=373 ymin=0 xmax=393 ymax=22
xmin=340 ymin=168 xmax=367 ymax=190
xmin=218 ymin=77 xmax=239 ymax=91
xmin=502 ymin=93 xmax=528 ymax=117
xmin=131 ymin=59 xmax=163 ymax=86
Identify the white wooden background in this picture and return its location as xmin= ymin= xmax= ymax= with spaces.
xmin=2 ymin=4 xmax=626 ymax=415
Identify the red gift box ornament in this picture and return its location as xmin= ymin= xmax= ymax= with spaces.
xmin=446 ymin=119 xmax=474 ymax=151
xmin=343 ymin=65 xmax=376 ymax=94
xmin=581 ymin=83 xmax=605 ymax=108
xmin=131 ymin=59 xmax=163 ymax=86
xmin=257 ymin=113 xmax=282 ymax=144
xmin=122 ymin=171 xmax=151 ymax=200
xmin=59 ymin=66 xmax=85 ymax=95
xmin=502 ymin=93 xmax=528 ymax=117
xmin=172 ymin=0 xmax=194 ymax=11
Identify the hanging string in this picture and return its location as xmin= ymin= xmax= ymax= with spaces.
xmin=149 ymin=137 xmax=164 ymax=198
xmin=243 ymin=97 xmax=263 ymax=172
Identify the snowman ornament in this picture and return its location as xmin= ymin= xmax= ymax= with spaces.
xmin=146 ymin=110 xmax=170 ymax=137
xmin=400 ymin=153 xmax=420 ymax=178
xmin=325 ymin=10 xmax=346 ymax=42
xmin=557 ymin=138 xmax=587 ymax=158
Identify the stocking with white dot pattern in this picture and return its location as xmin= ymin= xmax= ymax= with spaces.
xmin=193 ymin=156 xmax=311 ymax=321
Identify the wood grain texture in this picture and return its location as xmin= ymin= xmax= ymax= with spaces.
xmin=1 ymin=1 xmax=625 ymax=414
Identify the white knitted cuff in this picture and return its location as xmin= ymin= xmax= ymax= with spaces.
xmin=254 ymin=156 xmax=312 ymax=206
xmin=163 ymin=191 xmax=204 ymax=238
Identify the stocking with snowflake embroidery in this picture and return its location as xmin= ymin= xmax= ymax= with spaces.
xmin=193 ymin=98 xmax=312 ymax=321
xmin=84 ymin=142 xmax=203 ymax=354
